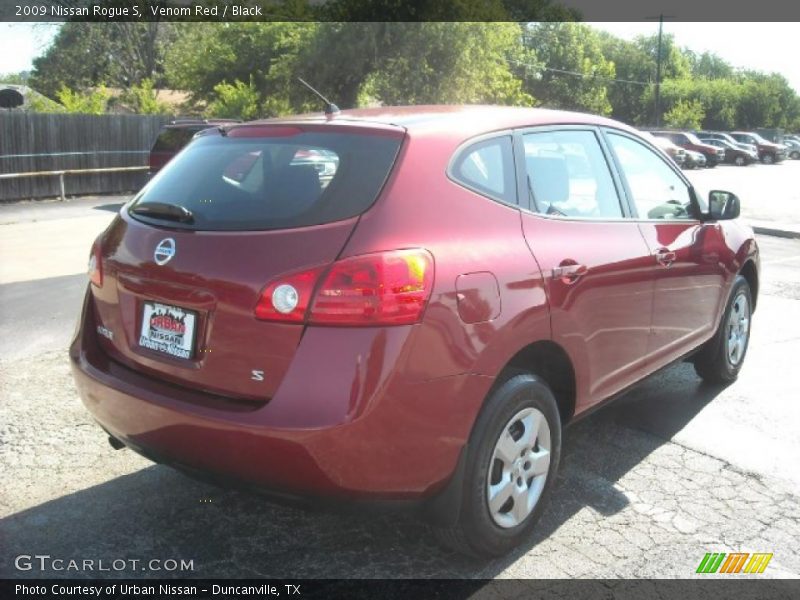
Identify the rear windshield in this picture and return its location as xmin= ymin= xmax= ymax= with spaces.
xmin=132 ymin=129 xmax=403 ymax=231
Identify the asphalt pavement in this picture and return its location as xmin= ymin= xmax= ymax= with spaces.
xmin=1 ymin=165 xmax=800 ymax=579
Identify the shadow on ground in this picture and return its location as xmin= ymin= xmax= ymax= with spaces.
xmin=0 ymin=363 xmax=727 ymax=579
xmin=93 ymin=203 xmax=124 ymax=213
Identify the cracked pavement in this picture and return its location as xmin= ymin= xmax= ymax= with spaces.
xmin=1 ymin=173 xmax=800 ymax=579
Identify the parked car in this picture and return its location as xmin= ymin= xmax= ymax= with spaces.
xmin=699 ymin=138 xmax=757 ymax=166
xmin=729 ymin=131 xmax=786 ymax=164
xmin=650 ymin=131 xmax=724 ymax=167
xmin=781 ymin=138 xmax=800 ymax=159
xmin=72 ymin=106 xmax=759 ymax=557
xmin=697 ymin=131 xmax=759 ymax=157
xmin=149 ymin=119 xmax=241 ymax=174
xmin=685 ymin=149 xmax=707 ymax=169
xmin=644 ymin=132 xmax=686 ymax=167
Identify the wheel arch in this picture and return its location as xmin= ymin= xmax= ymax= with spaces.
xmin=739 ymin=259 xmax=759 ymax=312
xmin=492 ymin=340 xmax=577 ymax=426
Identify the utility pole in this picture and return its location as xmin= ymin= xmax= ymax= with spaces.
xmin=646 ymin=14 xmax=675 ymax=127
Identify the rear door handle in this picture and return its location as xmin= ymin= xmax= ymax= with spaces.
xmin=552 ymin=263 xmax=587 ymax=284
xmin=655 ymin=248 xmax=677 ymax=267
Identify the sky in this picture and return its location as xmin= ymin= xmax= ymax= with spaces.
xmin=1 ymin=22 xmax=798 ymax=93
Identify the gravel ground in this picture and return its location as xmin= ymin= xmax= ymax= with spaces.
xmin=1 ymin=350 xmax=799 ymax=579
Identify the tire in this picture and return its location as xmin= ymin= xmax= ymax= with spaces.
xmin=694 ymin=275 xmax=752 ymax=384
xmin=735 ymin=155 xmax=745 ymax=166
xmin=791 ymin=151 xmax=800 ymax=160
xmin=433 ymin=374 xmax=561 ymax=557
xmin=762 ymin=153 xmax=775 ymax=164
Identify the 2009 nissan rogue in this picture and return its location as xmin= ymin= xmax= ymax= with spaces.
xmin=71 ymin=105 xmax=759 ymax=556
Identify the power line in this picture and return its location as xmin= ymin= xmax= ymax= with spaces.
xmin=508 ymin=59 xmax=654 ymax=87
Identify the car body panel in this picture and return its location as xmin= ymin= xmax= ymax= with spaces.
xmin=71 ymin=105 xmax=759 ymax=502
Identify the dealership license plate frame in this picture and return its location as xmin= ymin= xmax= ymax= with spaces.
xmin=138 ymin=301 xmax=198 ymax=360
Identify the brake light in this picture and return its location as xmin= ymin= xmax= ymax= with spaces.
xmin=88 ymin=241 xmax=102 ymax=287
xmin=254 ymin=249 xmax=434 ymax=326
xmin=311 ymin=249 xmax=434 ymax=325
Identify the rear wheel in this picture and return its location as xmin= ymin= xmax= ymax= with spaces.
xmin=762 ymin=153 xmax=775 ymax=164
xmin=791 ymin=151 xmax=800 ymax=160
xmin=694 ymin=275 xmax=752 ymax=384
xmin=735 ymin=155 xmax=745 ymax=166
xmin=433 ymin=374 xmax=561 ymax=557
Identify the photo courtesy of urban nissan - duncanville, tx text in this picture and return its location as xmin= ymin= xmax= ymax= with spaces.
xmin=70 ymin=105 xmax=759 ymax=557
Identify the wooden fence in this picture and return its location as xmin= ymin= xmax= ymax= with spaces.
xmin=0 ymin=112 xmax=172 ymax=201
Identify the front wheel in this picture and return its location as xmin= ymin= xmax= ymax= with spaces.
xmin=790 ymin=151 xmax=800 ymax=160
xmin=762 ymin=153 xmax=775 ymax=164
xmin=694 ymin=275 xmax=752 ymax=384
xmin=433 ymin=374 xmax=561 ymax=557
xmin=735 ymin=155 xmax=745 ymax=166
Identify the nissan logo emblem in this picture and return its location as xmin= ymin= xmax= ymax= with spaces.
xmin=154 ymin=238 xmax=176 ymax=265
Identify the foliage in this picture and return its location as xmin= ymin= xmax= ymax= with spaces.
xmin=28 ymin=19 xmax=800 ymax=132
xmin=0 ymin=72 xmax=29 ymax=85
xmin=56 ymin=85 xmax=110 ymax=115
xmin=663 ymin=98 xmax=705 ymax=129
xmin=522 ymin=23 xmax=615 ymax=115
xmin=207 ymin=78 xmax=262 ymax=120
xmin=349 ymin=23 xmax=533 ymax=107
xmin=29 ymin=23 xmax=174 ymax=98
xmin=25 ymin=93 xmax=64 ymax=113
xmin=165 ymin=22 xmax=316 ymax=115
xmin=119 ymin=78 xmax=171 ymax=115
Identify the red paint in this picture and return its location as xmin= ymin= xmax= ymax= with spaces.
xmin=71 ymin=106 xmax=759 ymax=501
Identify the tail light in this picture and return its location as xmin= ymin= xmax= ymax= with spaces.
xmin=254 ymin=249 xmax=434 ymax=326
xmin=254 ymin=266 xmax=325 ymax=322
xmin=88 ymin=241 xmax=103 ymax=287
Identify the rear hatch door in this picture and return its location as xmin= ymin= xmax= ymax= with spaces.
xmin=94 ymin=122 xmax=404 ymax=402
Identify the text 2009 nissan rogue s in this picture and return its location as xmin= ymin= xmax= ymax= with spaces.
xmin=71 ymin=105 xmax=759 ymax=556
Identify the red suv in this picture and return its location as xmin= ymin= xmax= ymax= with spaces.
xmin=650 ymin=130 xmax=725 ymax=167
xmin=71 ymin=106 xmax=759 ymax=556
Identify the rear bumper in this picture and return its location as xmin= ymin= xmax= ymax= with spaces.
xmin=70 ymin=287 xmax=493 ymax=502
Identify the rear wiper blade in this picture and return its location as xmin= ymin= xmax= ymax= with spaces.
xmin=130 ymin=202 xmax=194 ymax=223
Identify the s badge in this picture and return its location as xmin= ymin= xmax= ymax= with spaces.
xmin=251 ymin=370 xmax=265 ymax=382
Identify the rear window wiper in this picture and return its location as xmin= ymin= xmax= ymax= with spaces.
xmin=130 ymin=202 xmax=194 ymax=223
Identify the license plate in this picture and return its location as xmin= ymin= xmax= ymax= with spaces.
xmin=139 ymin=302 xmax=197 ymax=360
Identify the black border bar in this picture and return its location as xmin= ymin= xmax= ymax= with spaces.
xmin=2 ymin=0 xmax=800 ymax=22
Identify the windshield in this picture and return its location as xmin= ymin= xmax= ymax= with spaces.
xmin=131 ymin=129 xmax=403 ymax=231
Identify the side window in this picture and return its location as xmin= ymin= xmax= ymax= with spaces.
xmin=523 ymin=129 xmax=623 ymax=218
xmin=451 ymin=136 xmax=516 ymax=204
xmin=607 ymin=133 xmax=695 ymax=220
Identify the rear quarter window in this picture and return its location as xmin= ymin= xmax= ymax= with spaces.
xmin=449 ymin=136 xmax=517 ymax=205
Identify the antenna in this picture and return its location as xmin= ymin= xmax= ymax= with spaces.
xmin=297 ymin=77 xmax=340 ymax=115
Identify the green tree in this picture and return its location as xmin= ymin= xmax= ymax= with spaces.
xmin=663 ymin=98 xmax=705 ymax=129
xmin=165 ymin=22 xmax=317 ymax=114
xmin=0 ymin=72 xmax=29 ymax=85
xmin=597 ymin=32 xmax=653 ymax=125
xmin=30 ymin=22 xmax=174 ymax=98
xmin=352 ymin=23 xmax=533 ymax=106
xmin=207 ymin=78 xmax=262 ymax=120
xmin=56 ymin=85 xmax=110 ymax=114
xmin=522 ymin=23 xmax=615 ymax=115
xmin=119 ymin=78 xmax=171 ymax=114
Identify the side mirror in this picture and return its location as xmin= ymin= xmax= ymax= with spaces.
xmin=708 ymin=190 xmax=740 ymax=220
